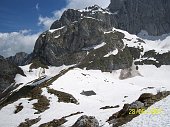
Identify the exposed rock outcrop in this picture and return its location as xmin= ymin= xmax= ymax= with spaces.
xmin=72 ymin=115 xmax=99 ymax=127
xmin=32 ymin=1 xmax=170 ymax=70
xmin=52 ymin=0 xmax=170 ymax=36
xmin=39 ymin=118 xmax=67 ymax=127
xmin=134 ymin=50 xmax=170 ymax=67
xmin=50 ymin=5 xmax=115 ymax=30
xmin=0 ymin=55 xmax=25 ymax=95
xmin=18 ymin=117 xmax=41 ymax=127
xmin=32 ymin=6 xmax=134 ymax=71
xmin=107 ymin=91 xmax=170 ymax=127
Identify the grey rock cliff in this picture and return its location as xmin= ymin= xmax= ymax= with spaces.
xmin=32 ymin=1 xmax=170 ymax=70
xmin=0 ymin=55 xmax=25 ymax=94
xmin=108 ymin=0 xmax=170 ymax=35
xmin=6 ymin=52 xmax=32 ymax=66
xmin=32 ymin=6 xmax=133 ymax=71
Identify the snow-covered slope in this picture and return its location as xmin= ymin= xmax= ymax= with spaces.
xmin=114 ymin=28 xmax=170 ymax=54
xmin=14 ymin=64 xmax=73 ymax=91
xmin=0 ymin=64 xmax=170 ymax=127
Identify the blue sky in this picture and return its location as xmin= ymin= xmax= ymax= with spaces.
xmin=0 ymin=0 xmax=110 ymax=57
xmin=0 ymin=0 xmax=67 ymax=33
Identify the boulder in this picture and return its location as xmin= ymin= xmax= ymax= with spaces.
xmin=137 ymin=93 xmax=154 ymax=103
xmin=80 ymin=90 xmax=96 ymax=96
xmin=72 ymin=115 xmax=99 ymax=127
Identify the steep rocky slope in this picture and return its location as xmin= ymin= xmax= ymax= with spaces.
xmin=31 ymin=2 xmax=170 ymax=71
xmin=32 ymin=6 xmax=134 ymax=72
xmin=0 ymin=55 xmax=25 ymax=96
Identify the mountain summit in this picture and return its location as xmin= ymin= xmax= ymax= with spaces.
xmin=31 ymin=1 xmax=170 ymax=70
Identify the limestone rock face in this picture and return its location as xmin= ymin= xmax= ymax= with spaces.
xmin=50 ymin=5 xmax=116 ymax=30
xmin=32 ymin=6 xmax=133 ymax=71
xmin=108 ymin=0 xmax=170 ymax=35
xmin=32 ymin=1 xmax=170 ymax=70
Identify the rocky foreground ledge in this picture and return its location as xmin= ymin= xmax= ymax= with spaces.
xmin=107 ymin=91 xmax=170 ymax=127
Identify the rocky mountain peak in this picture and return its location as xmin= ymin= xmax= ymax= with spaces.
xmin=6 ymin=52 xmax=32 ymax=66
xmin=31 ymin=0 xmax=170 ymax=71
xmin=50 ymin=5 xmax=111 ymax=30
xmin=32 ymin=5 xmax=134 ymax=71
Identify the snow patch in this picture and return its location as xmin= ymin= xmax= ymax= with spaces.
xmin=54 ymin=35 xmax=60 ymax=39
xmin=49 ymin=26 xmax=65 ymax=33
xmin=0 ymin=98 xmax=38 ymax=127
xmin=82 ymin=42 xmax=106 ymax=51
xmin=104 ymin=49 xmax=118 ymax=57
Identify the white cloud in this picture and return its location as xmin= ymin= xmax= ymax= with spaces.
xmin=38 ymin=16 xmax=56 ymax=30
xmin=38 ymin=0 xmax=110 ymax=29
xmin=66 ymin=0 xmax=110 ymax=9
xmin=36 ymin=3 xmax=39 ymax=11
xmin=0 ymin=30 xmax=39 ymax=57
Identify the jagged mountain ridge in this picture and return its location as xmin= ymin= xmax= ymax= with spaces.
xmin=51 ymin=0 xmax=170 ymax=36
xmin=32 ymin=5 xmax=133 ymax=71
xmin=32 ymin=4 xmax=170 ymax=71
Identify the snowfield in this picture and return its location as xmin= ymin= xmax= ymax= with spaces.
xmin=0 ymin=98 xmax=38 ymax=127
xmin=0 ymin=64 xmax=170 ymax=127
xmin=113 ymin=28 xmax=170 ymax=55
